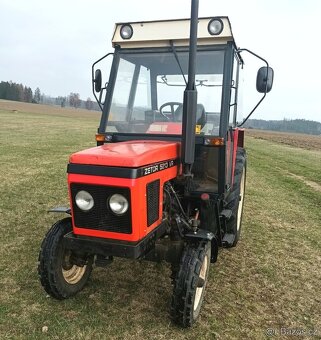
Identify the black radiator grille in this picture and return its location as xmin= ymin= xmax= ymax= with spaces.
xmin=71 ymin=183 xmax=132 ymax=234
xmin=146 ymin=179 xmax=160 ymax=226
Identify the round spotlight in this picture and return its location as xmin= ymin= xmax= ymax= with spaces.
xmin=120 ymin=24 xmax=133 ymax=40
xmin=108 ymin=194 xmax=129 ymax=215
xmin=208 ymin=18 xmax=224 ymax=36
xmin=75 ymin=191 xmax=94 ymax=211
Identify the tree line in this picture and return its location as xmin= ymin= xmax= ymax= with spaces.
xmin=0 ymin=81 xmax=34 ymax=103
xmin=244 ymin=118 xmax=321 ymax=136
xmin=0 ymin=81 xmax=99 ymax=111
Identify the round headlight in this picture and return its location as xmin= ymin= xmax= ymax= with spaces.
xmin=109 ymin=194 xmax=129 ymax=215
xmin=75 ymin=191 xmax=94 ymax=211
xmin=208 ymin=18 xmax=224 ymax=35
xmin=120 ymin=24 xmax=133 ymax=40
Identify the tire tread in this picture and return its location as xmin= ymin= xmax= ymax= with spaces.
xmin=171 ymin=241 xmax=210 ymax=327
xmin=38 ymin=217 xmax=92 ymax=299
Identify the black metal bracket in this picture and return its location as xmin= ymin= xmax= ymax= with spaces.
xmin=184 ymin=229 xmax=214 ymax=241
xmin=48 ymin=206 xmax=71 ymax=215
xmin=236 ymin=48 xmax=270 ymax=127
xmin=92 ymin=52 xmax=114 ymax=111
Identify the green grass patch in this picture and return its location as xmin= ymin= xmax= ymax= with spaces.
xmin=0 ymin=109 xmax=320 ymax=339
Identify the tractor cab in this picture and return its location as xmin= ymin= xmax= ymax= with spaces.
xmin=38 ymin=3 xmax=273 ymax=328
xmin=94 ymin=17 xmax=243 ymax=195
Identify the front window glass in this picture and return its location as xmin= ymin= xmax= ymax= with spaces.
xmin=106 ymin=49 xmax=224 ymax=135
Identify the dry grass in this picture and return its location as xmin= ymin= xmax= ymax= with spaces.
xmin=246 ymin=128 xmax=321 ymax=151
xmin=0 ymin=102 xmax=320 ymax=339
xmin=0 ymin=99 xmax=101 ymax=119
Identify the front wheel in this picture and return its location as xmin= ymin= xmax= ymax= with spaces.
xmin=171 ymin=241 xmax=211 ymax=327
xmin=38 ymin=217 xmax=93 ymax=299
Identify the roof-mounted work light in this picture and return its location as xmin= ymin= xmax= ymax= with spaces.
xmin=120 ymin=24 xmax=133 ymax=39
xmin=208 ymin=18 xmax=223 ymax=35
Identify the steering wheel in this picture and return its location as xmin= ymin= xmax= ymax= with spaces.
xmin=159 ymin=102 xmax=183 ymax=121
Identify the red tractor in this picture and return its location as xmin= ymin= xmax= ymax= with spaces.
xmin=38 ymin=0 xmax=273 ymax=327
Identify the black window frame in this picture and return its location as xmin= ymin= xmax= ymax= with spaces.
xmin=98 ymin=44 xmax=236 ymax=140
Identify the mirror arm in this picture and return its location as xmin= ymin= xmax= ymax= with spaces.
xmin=92 ymin=53 xmax=114 ymax=111
xmin=98 ymin=88 xmax=104 ymax=106
xmin=237 ymin=92 xmax=266 ymax=127
xmin=236 ymin=48 xmax=269 ymax=127
xmin=237 ymin=48 xmax=269 ymax=68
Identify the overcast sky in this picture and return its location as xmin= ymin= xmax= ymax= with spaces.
xmin=1 ymin=0 xmax=320 ymax=122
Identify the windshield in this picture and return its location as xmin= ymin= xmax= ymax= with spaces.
xmin=106 ymin=49 xmax=224 ymax=135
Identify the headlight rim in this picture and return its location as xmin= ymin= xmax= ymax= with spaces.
xmin=207 ymin=18 xmax=224 ymax=36
xmin=108 ymin=193 xmax=129 ymax=216
xmin=75 ymin=190 xmax=94 ymax=212
xmin=120 ymin=24 xmax=133 ymax=40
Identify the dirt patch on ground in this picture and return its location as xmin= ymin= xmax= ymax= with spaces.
xmin=246 ymin=129 xmax=321 ymax=151
xmin=288 ymin=172 xmax=321 ymax=193
xmin=275 ymin=166 xmax=321 ymax=193
xmin=0 ymin=99 xmax=100 ymax=119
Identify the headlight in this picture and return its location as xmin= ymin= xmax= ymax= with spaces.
xmin=208 ymin=18 xmax=224 ymax=35
xmin=75 ymin=190 xmax=94 ymax=211
xmin=109 ymin=194 xmax=129 ymax=215
xmin=120 ymin=24 xmax=133 ymax=40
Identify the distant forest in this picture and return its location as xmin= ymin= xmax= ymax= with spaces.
xmin=0 ymin=80 xmax=99 ymax=111
xmin=244 ymin=119 xmax=321 ymax=136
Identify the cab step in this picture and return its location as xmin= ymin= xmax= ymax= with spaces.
xmin=222 ymin=233 xmax=235 ymax=247
xmin=220 ymin=209 xmax=232 ymax=220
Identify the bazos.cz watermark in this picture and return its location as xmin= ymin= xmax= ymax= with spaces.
xmin=266 ymin=327 xmax=319 ymax=337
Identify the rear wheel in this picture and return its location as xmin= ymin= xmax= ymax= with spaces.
xmin=38 ymin=217 xmax=93 ymax=299
xmin=226 ymin=148 xmax=247 ymax=247
xmin=171 ymin=241 xmax=211 ymax=327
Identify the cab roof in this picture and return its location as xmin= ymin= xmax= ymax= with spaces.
xmin=112 ymin=17 xmax=237 ymax=49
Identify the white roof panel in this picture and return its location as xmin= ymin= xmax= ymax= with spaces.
xmin=112 ymin=17 xmax=235 ymax=48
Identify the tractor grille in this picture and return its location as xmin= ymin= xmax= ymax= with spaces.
xmin=146 ymin=179 xmax=160 ymax=226
xmin=70 ymin=183 xmax=132 ymax=234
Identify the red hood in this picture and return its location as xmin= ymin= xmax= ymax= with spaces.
xmin=69 ymin=140 xmax=180 ymax=167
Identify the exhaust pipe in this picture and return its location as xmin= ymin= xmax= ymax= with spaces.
xmin=181 ymin=0 xmax=199 ymax=176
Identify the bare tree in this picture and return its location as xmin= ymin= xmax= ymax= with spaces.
xmin=85 ymin=97 xmax=93 ymax=110
xmin=34 ymin=87 xmax=41 ymax=103
xmin=69 ymin=93 xmax=81 ymax=109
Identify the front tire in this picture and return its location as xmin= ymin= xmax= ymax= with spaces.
xmin=171 ymin=241 xmax=211 ymax=327
xmin=38 ymin=217 xmax=93 ymax=299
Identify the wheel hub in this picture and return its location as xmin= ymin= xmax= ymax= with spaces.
xmin=61 ymin=249 xmax=87 ymax=285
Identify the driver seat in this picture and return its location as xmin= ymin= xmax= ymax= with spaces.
xmin=174 ymin=104 xmax=207 ymax=127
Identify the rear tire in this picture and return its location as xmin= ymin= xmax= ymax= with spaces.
xmin=226 ymin=148 xmax=247 ymax=247
xmin=171 ymin=241 xmax=211 ymax=327
xmin=38 ymin=217 xmax=93 ymax=299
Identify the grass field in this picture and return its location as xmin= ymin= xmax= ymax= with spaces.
xmin=247 ymin=129 xmax=321 ymax=151
xmin=0 ymin=101 xmax=320 ymax=339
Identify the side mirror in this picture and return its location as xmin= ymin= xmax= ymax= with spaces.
xmin=94 ymin=69 xmax=102 ymax=92
xmin=256 ymin=66 xmax=274 ymax=93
